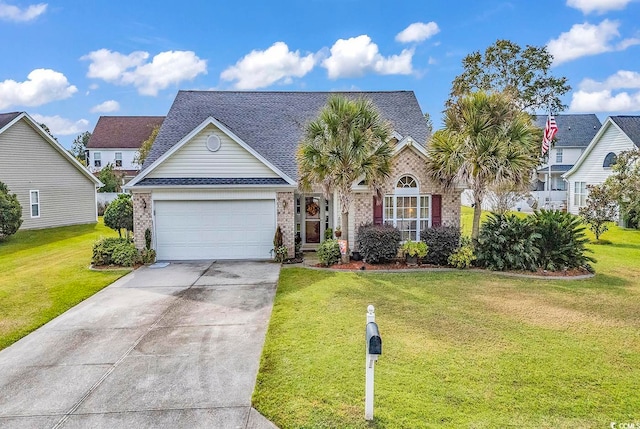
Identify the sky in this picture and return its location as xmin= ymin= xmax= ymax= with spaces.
xmin=1 ymin=0 xmax=639 ymax=148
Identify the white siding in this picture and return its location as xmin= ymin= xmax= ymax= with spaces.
xmin=566 ymin=123 xmax=636 ymax=215
xmin=0 ymin=119 xmax=97 ymax=229
xmin=89 ymin=149 xmax=138 ymax=172
xmin=148 ymin=124 xmax=278 ymax=179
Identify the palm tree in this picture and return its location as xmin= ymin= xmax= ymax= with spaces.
xmin=426 ymin=91 xmax=539 ymax=239
xmin=297 ymin=95 xmax=394 ymax=262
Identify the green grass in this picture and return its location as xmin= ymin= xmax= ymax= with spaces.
xmin=253 ymin=207 xmax=640 ymax=428
xmin=0 ymin=220 xmax=129 ymax=350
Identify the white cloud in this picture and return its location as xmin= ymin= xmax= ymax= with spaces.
xmin=220 ymin=42 xmax=315 ymax=89
xmin=579 ymin=70 xmax=640 ymax=91
xmin=396 ymin=22 xmax=440 ymax=43
xmin=566 ymin=0 xmax=633 ymax=14
xmin=82 ymin=49 xmax=207 ymax=96
xmin=322 ymin=35 xmax=414 ymax=79
xmin=0 ymin=2 xmax=46 ymax=22
xmin=0 ymin=69 xmax=77 ymax=109
xmin=31 ymin=114 xmax=90 ymax=135
xmin=570 ymin=69 xmax=640 ymax=112
xmin=90 ymin=100 xmax=120 ymax=113
xmin=547 ymin=20 xmax=640 ymax=65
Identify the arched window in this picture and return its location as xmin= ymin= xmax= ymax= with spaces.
xmin=603 ymin=152 xmax=617 ymax=168
xmin=383 ymin=176 xmax=430 ymax=241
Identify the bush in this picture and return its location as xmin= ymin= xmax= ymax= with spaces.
xmin=92 ymin=237 xmax=139 ymax=266
xmin=140 ymin=249 xmax=157 ymax=264
xmin=318 ymin=239 xmax=341 ymax=266
xmin=400 ymin=240 xmax=428 ymax=258
xmin=324 ymin=228 xmax=333 ymax=240
xmin=448 ymin=237 xmax=476 ymax=269
xmin=0 ymin=181 xmax=22 ymax=241
xmin=104 ymin=194 xmax=133 ymax=238
xmin=475 ymin=213 xmax=540 ymax=271
xmin=420 ymin=227 xmax=461 ymax=265
xmin=357 ymin=223 xmax=401 ymax=264
xmin=532 ymin=210 xmax=594 ymax=271
xmin=97 ymin=201 xmax=110 ymax=216
xmin=273 ymin=245 xmax=288 ymax=263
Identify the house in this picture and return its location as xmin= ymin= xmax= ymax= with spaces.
xmin=87 ymin=116 xmax=164 ymax=182
xmin=125 ymin=91 xmax=461 ymax=260
xmin=564 ymin=116 xmax=640 ymax=216
xmin=0 ymin=112 xmax=102 ymax=230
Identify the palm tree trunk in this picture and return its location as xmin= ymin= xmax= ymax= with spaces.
xmin=341 ymin=210 xmax=350 ymax=263
xmin=472 ymin=193 xmax=483 ymax=240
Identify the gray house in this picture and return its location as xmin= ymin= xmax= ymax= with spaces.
xmin=0 ymin=112 xmax=102 ymax=230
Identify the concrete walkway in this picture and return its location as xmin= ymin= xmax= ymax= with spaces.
xmin=0 ymin=261 xmax=281 ymax=429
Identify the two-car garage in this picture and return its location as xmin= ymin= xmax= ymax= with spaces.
xmin=154 ymin=199 xmax=276 ymax=260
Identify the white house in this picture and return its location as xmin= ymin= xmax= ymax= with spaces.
xmin=564 ymin=116 xmax=640 ymax=216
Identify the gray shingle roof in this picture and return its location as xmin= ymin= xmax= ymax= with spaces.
xmin=537 ymin=164 xmax=572 ymax=173
xmin=532 ymin=114 xmax=601 ymax=148
xmin=136 ymin=177 xmax=289 ymax=186
xmin=143 ymin=91 xmax=430 ymax=181
xmin=0 ymin=112 xmax=21 ymax=131
xmin=610 ymin=116 xmax=640 ymax=147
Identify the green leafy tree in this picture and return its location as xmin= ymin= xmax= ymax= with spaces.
xmin=39 ymin=123 xmax=58 ymax=142
xmin=97 ymin=163 xmax=123 ymax=193
xmin=134 ymin=125 xmax=160 ymax=167
xmin=424 ymin=112 xmax=434 ymax=136
xmin=297 ymin=95 xmax=394 ymax=262
xmin=579 ymin=184 xmax=618 ymax=241
xmin=70 ymin=131 xmax=91 ymax=164
xmin=448 ymin=39 xmax=570 ymax=113
xmin=603 ymin=148 xmax=640 ymax=228
xmin=426 ymin=91 xmax=540 ymax=239
xmin=0 ymin=181 xmax=23 ymax=241
xmin=103 ymin=194 xmax=133 ymax=238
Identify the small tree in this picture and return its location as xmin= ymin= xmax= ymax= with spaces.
xmin=0 ymin=181 xmax=23 ymax=241
xmin=70 ymin=131 xmax=91 ymax=164
xmin=579 ymin=184 xmax=618 ymax=241
xmin=98 ymin=163 xmax=123 ymax=193
xmin=134 ymin=125 xmax=160 ymax=167
xmin=603 ymin=149 xmax=640 ymax=228
xmin=103 ymin=194 xmax=133 ymax=238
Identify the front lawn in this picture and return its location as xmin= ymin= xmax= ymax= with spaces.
xmin=0 ymin=221 xmax=129 ymax=350
xmin=253 ymin=215 xmax=640 ymax=427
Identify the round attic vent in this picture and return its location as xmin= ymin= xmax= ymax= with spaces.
xmin=206 ymin=135 xmax=221 ymax=152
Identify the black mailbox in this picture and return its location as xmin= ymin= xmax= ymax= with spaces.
xmin=366 ymin=322 xmax=382 ymax=355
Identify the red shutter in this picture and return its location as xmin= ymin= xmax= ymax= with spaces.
xmin=373 ymin=197 xmax=383 ymax=225
xmin=432 ymin=195 xmax=442 ymax=227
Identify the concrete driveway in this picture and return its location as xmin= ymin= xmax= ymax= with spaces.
xmin=0 ymin=261 xmax=281 ymax=429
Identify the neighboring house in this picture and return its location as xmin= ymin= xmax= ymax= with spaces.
xmin=564 ymin=115 xmax=640 ymax=216
xmin=87 ymin=116 xmax=164 ymax=182
xmin=0 ymin=112 xmax=102 ymax=230
xmin=125 ymin=91 xmax=461 ymax=261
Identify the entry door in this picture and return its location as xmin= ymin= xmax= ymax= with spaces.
xmin=301 ymin=195 xmax=331 ymax=245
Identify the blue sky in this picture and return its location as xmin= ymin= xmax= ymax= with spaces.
xmin=1 ymin=0 xmax=639 ymax=148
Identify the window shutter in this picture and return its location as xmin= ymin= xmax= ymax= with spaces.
xmin=373 ymin=197 xmax=383 ymax=225
xmin=432 ymin=194 xmax=442 ymax=227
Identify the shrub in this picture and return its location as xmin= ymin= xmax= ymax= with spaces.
xmin=273 ymin=245 xmax=288 ymax=263
xmin=92 ymin=237 xmax=139 ymax=266
xmin=144 ymin=228 xmax=152 ymax=250
xmin=318 ymin=239 xmax=341 ymax=266
xmin=400 ymin=240 xmax=428 ymax=258
xmin=140 ymin=249 xmax=156 ymax=264
xmin=97 ymin=201 xmax=110 ymax=216
xmin=357 ymin=223 xmax=401 ymax=264
xmin=475 ymin=213 xmax=540 ymax=271
xmin=104 ymin=194 xmax=133 ymax=238
xmin=448 ymin=237 xmax=476 ymax=269
xmin=0 ymin=181 xmax=22 ymax=241
xmin=420 ymin=227 xmax=461 ymax=265
xmin=324 ymin=228 xmax=333 ymax=240
xmin=532 ymin=210 xmax=594 ymax=271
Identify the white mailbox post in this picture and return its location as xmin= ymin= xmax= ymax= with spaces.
xmin=365 ymin=304 xmax=382 ymax=420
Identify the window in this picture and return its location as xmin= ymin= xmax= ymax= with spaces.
xmin=552 ymin=177 xmax=566 ymax=191
xmin=603 ymin=152 xmax=617 ymax=168
xmin=383 ymin=176 xmax=430 ymax=241
xmin=94 ymin=152 xmax=101 ymax=167
xmin=574 ymin=182 xmax=587 ymax=207
xmin=556 ymin=148 xmax=563 ymax=163
xmin=30 ymin=190 xmax=40 ymax=218
xmin=115 ymin=152 xmax=122 ymax=167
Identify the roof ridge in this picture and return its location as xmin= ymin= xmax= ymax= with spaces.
xmin=177 ymin=90 xmax=413 ymax=94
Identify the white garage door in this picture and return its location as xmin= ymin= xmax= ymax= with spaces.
xmin=154 ymin=200 xmax=276 ymax=260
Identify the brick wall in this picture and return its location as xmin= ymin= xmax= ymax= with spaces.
xmin=276 ymin=192 xmax=295 ymax=256
xmin=132 ymin=192 xmax=152 ymax=250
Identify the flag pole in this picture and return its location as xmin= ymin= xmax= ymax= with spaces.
xmin=547 ymin=103 xmax=552 ymax=206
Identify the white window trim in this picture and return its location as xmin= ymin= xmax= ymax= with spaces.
xmin=574 ymin=181 xmax=587 ymax=207
xmin=30 ymin=190 xmax=40 ymax=218
xmin=556 ymin=148 xmax=563 ymax=163
xmin=115 ymin=152 xmax=123 ymax=167
xmin=382 ymin=176 xmax=432 ymax=241
xmin=94 ymin=152 xmax=102 ymax=168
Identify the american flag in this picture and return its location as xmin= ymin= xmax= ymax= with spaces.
xmin=542 ymin=114 xmax=558 ymax=155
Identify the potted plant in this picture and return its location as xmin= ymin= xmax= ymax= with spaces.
xmin=401 ymin=240 xmax=428 ymax=265
xmin=334 ymin=226 xmax=342 ymax=238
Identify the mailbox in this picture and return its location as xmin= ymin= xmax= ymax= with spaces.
xmin=366 ymin=322 xmax=382 ymax=355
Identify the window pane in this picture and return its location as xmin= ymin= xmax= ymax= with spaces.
xmin=94 ymin=153 xmax=101 ymax=160
xmin=384 ymin=196 xmax=393 ymax=221
xmin=30 ymin=191 xmax=38 ymax=204
xmin=420 ymin=196 xmax=429 ymax=219
xmin=31 ymin=204 xmax=39 ymax=217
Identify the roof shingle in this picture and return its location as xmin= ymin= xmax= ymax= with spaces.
xmin=0 ymin=112 xmax=21 ymax=131
xmin=532 ymin=114 xmax=601 ymax=148
xmin=610 ymin=116 xmax=640 ymax=147
xmin=88 ymin=116 xmax=164 ymax=149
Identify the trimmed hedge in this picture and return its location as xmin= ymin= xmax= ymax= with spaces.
xmin=420 ymin=227 xmax=461 ymax=266
xmin=357 ymin=223 xmax=401 ymax=264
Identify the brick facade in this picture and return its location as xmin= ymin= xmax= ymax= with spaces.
xmin=276 ymin=192 xmax=296 ymax=256
xmin=132 ymin=192 xmax=153 ymax=250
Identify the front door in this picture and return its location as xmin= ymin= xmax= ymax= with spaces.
xmin=297 ymin=194 xmax=332 ymax=247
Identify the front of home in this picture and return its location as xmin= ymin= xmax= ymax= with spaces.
xmin=0 ymin=112 xmax=102 ymax=230
xmin=125 ymin=91 xmax=461 ymax=261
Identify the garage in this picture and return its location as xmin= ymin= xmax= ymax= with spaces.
xmin=154 ymin=199 xmax=276 ymax=260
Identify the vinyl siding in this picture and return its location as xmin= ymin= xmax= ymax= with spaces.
xmin=0 ymin=119 xmax=97 ymax=229
xmin=147 ymin=124 xmax=279 ymax=179
xmin=89 ymin=149 xmax=138 ymax=172
xmin=566 ymin=123 xmax=636 ymax=215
